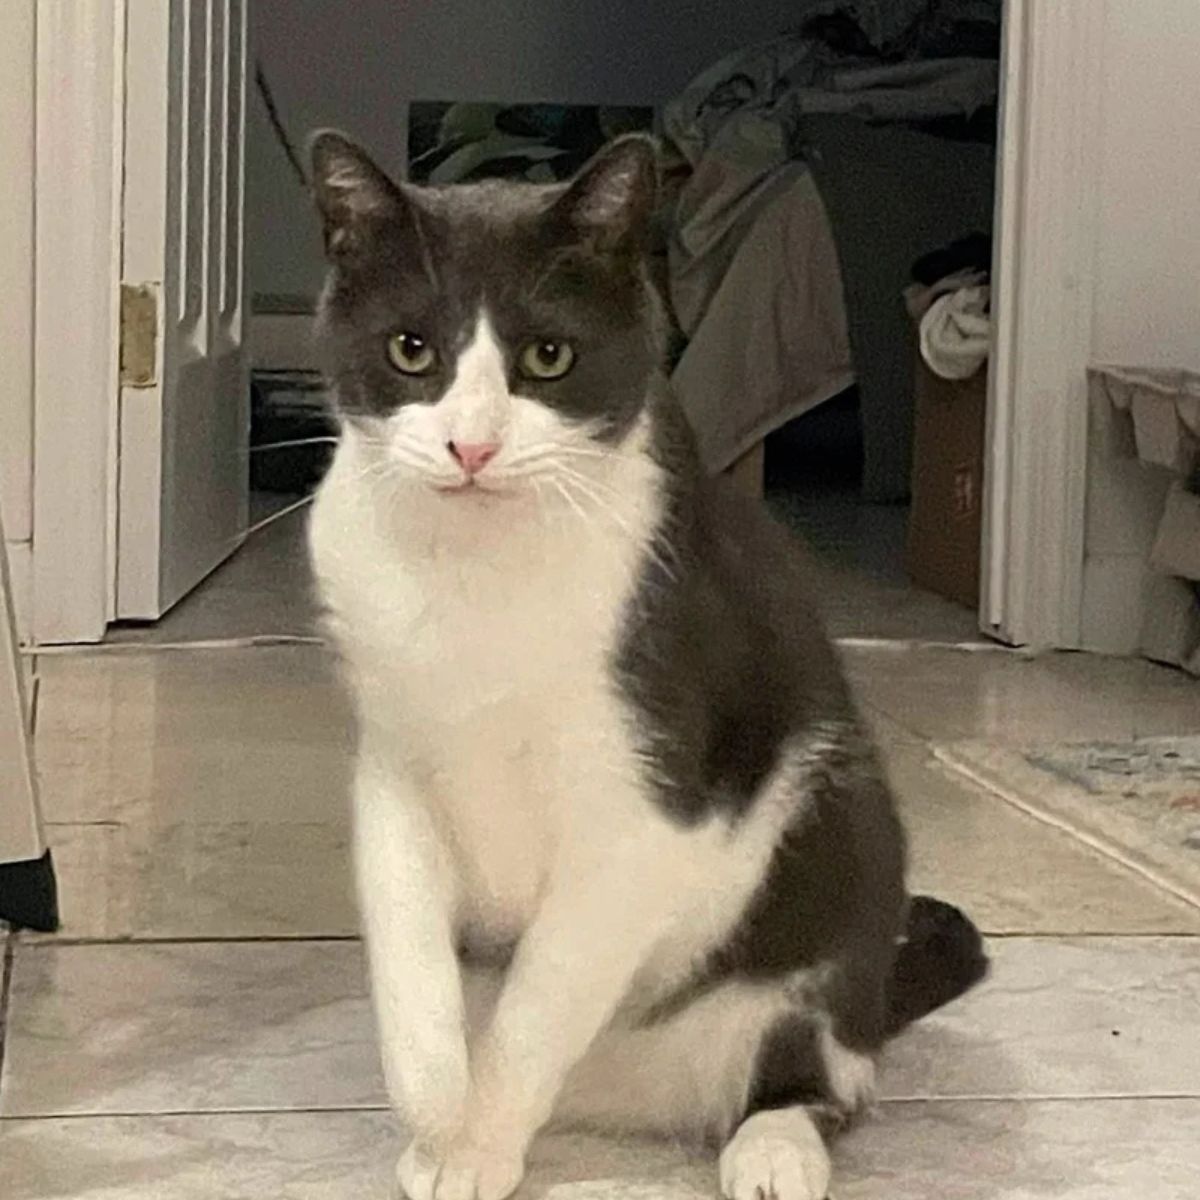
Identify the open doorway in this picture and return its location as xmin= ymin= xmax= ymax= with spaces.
xmin=102 ymin=1 xmax=1005 ymax=649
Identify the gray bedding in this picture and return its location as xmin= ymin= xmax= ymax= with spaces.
xmin=661 ymin=6 xmax=1000 ymax=497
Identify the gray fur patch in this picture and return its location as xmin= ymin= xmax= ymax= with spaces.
xmin=310 ymin=131 xmax=665 ymax=441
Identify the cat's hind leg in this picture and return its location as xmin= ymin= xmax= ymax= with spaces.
xmin=720 ymin=1007 xmax=878 ymax=1200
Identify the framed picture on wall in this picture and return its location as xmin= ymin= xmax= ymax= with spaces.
xmin=408 ymin=102 xmax=653 ymax=185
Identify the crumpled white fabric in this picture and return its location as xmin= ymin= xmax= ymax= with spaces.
xmin=919 ymin=284 xmax=990 ymax=379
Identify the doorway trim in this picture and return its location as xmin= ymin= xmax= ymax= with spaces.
xmin=30 ymin=0 xmax=125 ymax=644
xmin=982 ymin=0 xmax=1105 ymax=650
xmin=26 ymin=0 xmax=1104 ymax=651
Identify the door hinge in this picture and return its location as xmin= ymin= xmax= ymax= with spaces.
xmin=119 ymin=283 xmax=159 ymax=387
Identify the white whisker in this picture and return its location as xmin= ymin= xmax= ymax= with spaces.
xmin=502 ymin=442 xmax=616 ymax=471
xmin=555 ymin=467 xmax=636 ymax=537
xmin=549 ymin=476 xmax=591 ymax=526
xmin=554 ymin=461 xmax=627 ymax=504
xmin=554 ymin=465 xmax=681 ymax=585
xmin=554 ymin=443 xmax=620 ymax=462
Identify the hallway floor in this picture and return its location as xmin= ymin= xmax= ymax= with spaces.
xmin=2 ymin=498 xmax=1199 ymax=1198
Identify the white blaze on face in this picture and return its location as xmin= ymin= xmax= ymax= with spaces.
xmin=440 ymin=311 xmax=510 ymax=448
xmin=377 ymin=306 xmax=593 ymax=488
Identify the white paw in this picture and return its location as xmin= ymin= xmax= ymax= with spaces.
xmin=435 ymin=1142 xmax=525 ymax=1200
xmin=396 ymin=1140 xmax=442 ymax=1200
xmin=719 ymin=1110 xmax=832 ymax=1200
xmin=394 ymin=1136 xmax=525 ymax=1200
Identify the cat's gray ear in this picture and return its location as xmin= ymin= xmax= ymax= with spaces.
xmin=554 ymin=134 xmax=658 ymax=251
xmin=308 ymin=130 xmax=407 ymax=259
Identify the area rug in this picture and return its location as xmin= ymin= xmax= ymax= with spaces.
xmin=934 ymin=736 xmax=1200 ymax=909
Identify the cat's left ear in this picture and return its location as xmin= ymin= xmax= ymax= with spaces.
xmin=553 ymin=134 xmax=658 ymax=252
xmin=308 ymin=130 xmax=409 ymax=259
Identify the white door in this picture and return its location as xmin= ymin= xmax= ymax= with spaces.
xmin=116 ymin=0 xmax=249 ymax=619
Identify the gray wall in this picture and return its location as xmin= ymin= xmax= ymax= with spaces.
xmin=248 ymin=0 xmax=803 ymax=303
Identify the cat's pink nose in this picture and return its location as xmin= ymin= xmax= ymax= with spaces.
xmin=448 ymin=441 xmax=500 ymax=476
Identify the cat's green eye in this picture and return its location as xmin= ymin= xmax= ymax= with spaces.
xmin=386 ymin=332 xmax=437 ymax=376
xmin=519 ymin=339 xmax=575 ymax=381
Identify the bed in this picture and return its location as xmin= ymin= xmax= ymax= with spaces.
xmin=398 ymin=2 xmax=1002 ymax=501
xmin=661 ymin=2 xmax=1002 ymax=499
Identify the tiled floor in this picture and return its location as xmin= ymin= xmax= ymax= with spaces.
xmin=2 ymin=491 xmax=1198 ymax=1198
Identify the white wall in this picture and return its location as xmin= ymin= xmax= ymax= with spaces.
xmin=1080 ymin=0 xmax=1200 ymax=658
xmin=1091 ymin=0 xmax=1200 ymax=366
xmin=248 ymin=0 xmax=803 ymax=305
xmin=0 ymin=0 xmax=35 ymax=641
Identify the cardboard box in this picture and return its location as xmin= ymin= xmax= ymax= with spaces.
xmin=905 ymin=353 xmax=987 ymax=608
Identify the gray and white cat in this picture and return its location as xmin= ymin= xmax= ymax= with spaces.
xmin=306 ymin=132 xmax=986 ymax=1200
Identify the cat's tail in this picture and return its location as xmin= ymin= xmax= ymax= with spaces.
xmin=884 ymin=895 xmax=989 ymax=1036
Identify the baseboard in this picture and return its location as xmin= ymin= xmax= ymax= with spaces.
xmin=0 ymin=848 xmax=59 ymax=932
xmin=250 ymin=313 xmax=320 ymax=373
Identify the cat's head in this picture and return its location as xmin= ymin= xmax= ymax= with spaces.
xmin=309 ymin=131 xmax=664 ymax=495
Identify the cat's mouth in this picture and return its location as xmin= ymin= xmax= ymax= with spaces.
xmin=432 ymin=475 xmax=517 ymax=498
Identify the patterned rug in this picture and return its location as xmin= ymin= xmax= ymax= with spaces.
xmin=935 ymin=736 xmax=1200 ymax=909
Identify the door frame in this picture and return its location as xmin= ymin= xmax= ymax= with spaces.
xmin=30 ymin=0 xmax=125 ymax=644
xmin=26 ymin=0 xmax=1103 ymax=650
xmin=981 ymin=0 xmax=1104 ymax=649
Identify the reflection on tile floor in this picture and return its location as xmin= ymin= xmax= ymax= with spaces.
xmin=3 ymin=496 xmax=1199 ymax=1198
xmin=5 ymin=937 xmax=1199 ymax=1122
xmin=31 ymin=646 xmax=356 ymax=941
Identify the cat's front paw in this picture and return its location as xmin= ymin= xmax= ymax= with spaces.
xmin=395 ymin=1138 xmax=442 ymax=1200
xmin=433 ymin=1138 xmax=526 ymax=1200
xmin=393 ymin=1135 xmax=525 ymax=1200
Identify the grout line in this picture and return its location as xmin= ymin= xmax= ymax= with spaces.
xmin=980 ymin=930 xmax=1200 ymax=939
xmin=0 ymin=1104 xmax=389 ymax=1121
xmin=15 ymin=931 xmax=1198 ymax=952
xmin=23 ymin=633 xmax=1024 ymax=660
xmin=25 ymin=634 xmax=325 ymax=657
xmin=4 ymin=1094 xmax=1199 ymax=1125
xmin=880 ymin=1091 xmax=1200 ymax=1104
xmin=835 ymin=636 xmax=1032 ymax=656
xmin=16 ymin=933 xmax=361 ymax=948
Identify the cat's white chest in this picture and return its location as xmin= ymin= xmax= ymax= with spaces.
xmin=310 ymin=436 xmax=661 ymax=945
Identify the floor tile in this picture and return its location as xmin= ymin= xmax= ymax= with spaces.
xmin=1 ymin=942 xmax=380 ymax=1117
xmin=34 ymin=644 xmax=353 ymax=826
xmin=0 ymin=1111 xmax=401 ymax=1200
xmin=3 ymin=1099 xmax=1199 ymax=1200
xmin=771 ymin=486 xmax=984 ymax=644
xmin=32 ymin=819 xmax=356 ymax=942
xmin=32 ymin=645 xmax=357 ymax=940
xmin=844 ymin=643 xmax=1198 ymax=745
xmin=885 ymin=744 xmax=1200 ymax=934
xmin=883 ymin=937 xmax=1200 ymax=1100
xmin=818 ymin=567 xmax=984 ymax=643
xmin=836 ymin=1097 xmax=1200 ymax=1199
xmin=6 ymin=936 xmax=1200 ymax=1123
